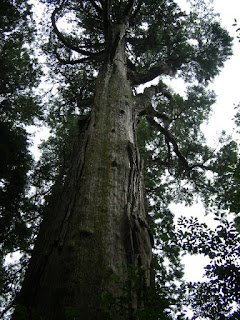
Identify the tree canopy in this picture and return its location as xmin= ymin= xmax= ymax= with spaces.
xmin=0 ymin=0 xmax=42 ymax=315
xmin=0 ymin=0 xmax=240 ymax=319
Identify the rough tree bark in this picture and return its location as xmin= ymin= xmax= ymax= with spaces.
xmin=13 ymin=22 xmax=152 ymax=320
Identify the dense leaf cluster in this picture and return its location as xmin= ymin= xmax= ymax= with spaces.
xmin=0 ymin=0 xmax=42 ymax=317
xmin=178 ymin=217 xmax=240 ymax=318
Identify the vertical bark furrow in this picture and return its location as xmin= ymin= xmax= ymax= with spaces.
xmin=126 ymin=141 xmax=152 ymax=271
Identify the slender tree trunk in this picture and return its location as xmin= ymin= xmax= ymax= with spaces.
xmin=13 ymin=24 xmax=152 ymax=320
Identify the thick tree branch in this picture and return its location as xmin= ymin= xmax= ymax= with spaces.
xmin=146 ymin=115 xmax=214 ymax=174
xmin=135 ymin=85 xmax=173 ymax=126
xmin=135 ymin=84 xmax=214 ymax=176
xmin=77 ymin=97 xmax=93 ymax=109
xmin=146 ymin=116 xmax=190 ymax=170
xmin=51 ymin=3 xmax=105 ymax=58
xmin=128 ymin=61 xmax=176 ymax=86
xmin=54 ymin=48 xmax=104 ymax=65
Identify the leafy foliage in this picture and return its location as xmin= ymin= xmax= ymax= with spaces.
xmin=0 ymin=0 xmax=41 ymax=125
xmin=101 ymin=264 xmax=184 ymax=320
xmin=0 ymin=123 xmax=32 ymax=252
xmin=178 ymin=217 xmax=240 ymax=319
xmin=0 ymin=0 xmax=42 ymax=317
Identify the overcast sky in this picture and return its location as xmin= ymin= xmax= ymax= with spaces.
xmin=205 ymin=0 xmax=240 ymax=143
xmin=170 ymin=0 xmax=240 ymax=287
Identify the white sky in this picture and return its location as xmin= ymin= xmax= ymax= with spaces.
xmin=204 ymin=0 xmax=240 ymax=144
xmin=170 ymin=0 xmax=240 ymax=290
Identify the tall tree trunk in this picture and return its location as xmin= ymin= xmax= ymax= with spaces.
xmin=13 ymin=24 xmax=152 ymax=320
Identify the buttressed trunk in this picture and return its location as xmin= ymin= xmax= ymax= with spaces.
xmin=13 ymin=23 xmax=152 ymax=320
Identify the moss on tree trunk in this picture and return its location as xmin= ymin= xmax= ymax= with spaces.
xmin=13 ymin=25 xmax=152 ymax=320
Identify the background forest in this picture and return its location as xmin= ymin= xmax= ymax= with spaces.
xmin=0 ymin=0 xmax=240 ymax=319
